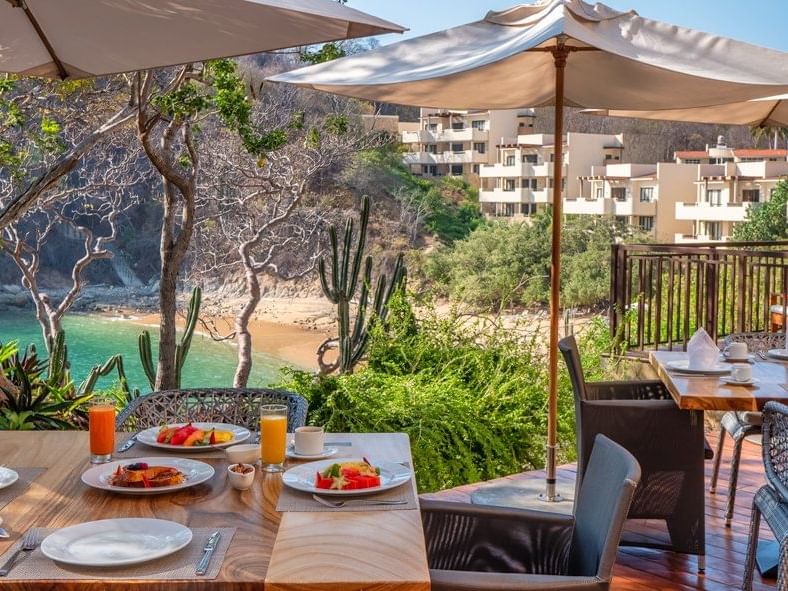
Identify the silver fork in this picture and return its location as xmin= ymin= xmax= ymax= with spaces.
xmin=0 ymin=528 xmax=39 ymax=576
xmin=311 ymin=494 xmax=407 ymax=508
xmin=758 ymin=351 xmax=768 ymax=360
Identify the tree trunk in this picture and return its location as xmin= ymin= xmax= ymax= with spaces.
xmin=233 ymin=242 xmax=261 ymax=388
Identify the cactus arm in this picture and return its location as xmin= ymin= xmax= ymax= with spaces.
xmin=318 ymin=258 xmax=336 ymax=303
xmin=348 ymin=196 xmax=369 ymax=297
xmin=339 ymin=218 xmax=354 ymax=297
xmin=328 ymin=225 xmax=340 ymax=295
xmin=351 ymin=258 xmax=373 ymax=343
xmin=138 ymin=331 xmax=156 ymax=390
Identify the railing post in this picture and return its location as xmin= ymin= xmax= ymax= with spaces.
xmin=705 ymin=248 xmax=719 ymax=341
xmin=610 ymin=244 xmax=621 ymax=335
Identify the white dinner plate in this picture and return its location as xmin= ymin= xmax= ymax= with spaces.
xmin=81 ymin=457 xmax=214 ymax=495
xmin=0 ymin=467 xmax=19 ymax=490
xmin=41 ymin=518 xmax=192 ymax=567
xmin=721 ymin=353 xmax=756 ymax=363
xmin=286 ymin=444 xmax=339 ymax=460
xmin=767 ymin=349 xmax=788 ymax=361
xmin=666 ymin=360 xmax=732 ymax=375
xmin=720 ymin=377 xmax=760 ymax=388
xmin=137 ymin=422 xmax=250 ymax=451
xmin=282 ymin=457 xmax=412 ymax=496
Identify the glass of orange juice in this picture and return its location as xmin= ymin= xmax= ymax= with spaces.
xmin=89 ymin=397 xmax=115 ymax=464
xmin=260 ymin=404 xmax=288 ymax=472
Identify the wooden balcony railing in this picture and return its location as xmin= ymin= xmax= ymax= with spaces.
xmin=610 ymin=241 xmax=788 ymax=352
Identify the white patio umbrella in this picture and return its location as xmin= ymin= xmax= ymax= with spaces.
xmin=586 ymin=94 xmax=788 ymax=127
xmin=267 ymin=0 xmax=788 ymax=502
xmin=0 ymin=0 xmax=405 ymax=80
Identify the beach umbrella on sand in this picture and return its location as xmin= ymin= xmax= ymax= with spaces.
xmin=0 ymin=0 xmax=405 ymax=80
xmin=267 ymin=0 xmax=788 ymax=503
xmin=587 ymin=94 xmax=788 ymax=128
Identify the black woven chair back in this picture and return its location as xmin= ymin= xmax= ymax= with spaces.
xmin=569 ymin=434 xmax=641 ymax=579
xmin=558 ymin=335 xmax=587 ymax=400
xmin=723 ymin=332 xmax=786 ymax=352
xmin=761 ymin=401 xmax=788 ymax=500
xmin=116 ymin=388 xmax=309 ymax=433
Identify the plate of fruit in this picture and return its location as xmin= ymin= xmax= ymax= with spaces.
xmin=282 ymin=457 xmax=412 ymax=496
xmin=81 ymin=457 xmax=214 ymax=494
xmin=136 ymin=422 xmax=251 ymax=451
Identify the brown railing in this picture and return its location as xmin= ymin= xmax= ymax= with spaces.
xmin=610 ymin=241 xmax=788 ymax=352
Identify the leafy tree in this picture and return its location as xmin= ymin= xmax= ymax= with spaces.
xmin=732 ymin=180 xmax=788 ymax=241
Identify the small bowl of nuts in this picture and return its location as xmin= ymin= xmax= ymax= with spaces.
xmin=227 ymin=463 xmax=255 ymax=490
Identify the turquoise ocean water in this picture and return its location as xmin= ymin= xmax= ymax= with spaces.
xmin=0 ymin=312 xmax=287 ymax=394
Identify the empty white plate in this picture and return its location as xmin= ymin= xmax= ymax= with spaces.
xmin=282 ymin=458 xmax=412 ymax=496
xmin=767 ymin=349 xmax=788 ymax=361
xmin=137 ymin=422 xmax=250 ymax=451
xmin=41 ymin=518 xmax=192 ymax=567
xmin=81 ymin=457 xmax=214 ymax=495
xmin=666 ymin=360 xmax=732 ymax=375
xmin=0 ymin=467 xmax=19 ymax=490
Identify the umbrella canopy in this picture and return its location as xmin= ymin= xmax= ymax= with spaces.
xmin=0 ymin=0 xmax=405 ymax=80
xmin=587 ymin=94 xmax=788 ymax=127
xmin=267 ymin=0 xmax=788 ymax=503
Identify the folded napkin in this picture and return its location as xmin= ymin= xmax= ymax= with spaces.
xmin=687 ymin=328 xmax=720 ymax=370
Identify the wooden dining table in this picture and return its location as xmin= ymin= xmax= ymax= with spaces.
xmin=0 ymin=431 xmax=430 ymax=591
xmin=649 ymin=350 xmax=788 ymax=411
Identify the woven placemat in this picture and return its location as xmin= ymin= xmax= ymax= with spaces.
xmin=276 ymin=463 xmax=417 ymax=512
xmin=0 ymin=468 xmax=46 ymax=511
xmin=115 ymin=433 xmax=230 ymax=459
xmin=0 ymin=527 xmax=235 ymax=581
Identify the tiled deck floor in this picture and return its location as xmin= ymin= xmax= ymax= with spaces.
xmin=425 ymin=433 xmax=774 ymax=590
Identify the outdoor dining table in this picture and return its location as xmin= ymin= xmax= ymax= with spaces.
xmin=0 ymin=431 xmax=430 ymax=591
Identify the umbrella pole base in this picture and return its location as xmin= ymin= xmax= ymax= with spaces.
xmin=538 ymin=480 xmax=564 ymax=503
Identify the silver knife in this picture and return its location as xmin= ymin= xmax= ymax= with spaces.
xmin=117 ymin=434 xmax=138 ymax=453
xmin=196 ymin=531 xmax=221 ymax=576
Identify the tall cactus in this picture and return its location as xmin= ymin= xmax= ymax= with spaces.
xmin=139 ymin=286 xmax=202 ymax=390
xmin=318 ymin=196 xmax=406 ymax=374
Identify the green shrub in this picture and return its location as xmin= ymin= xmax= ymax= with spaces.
xmin=278 ymin=294 xmax=616 ymax=492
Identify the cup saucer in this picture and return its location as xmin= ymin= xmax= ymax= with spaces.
xmin=285 ymin=445 xmax=339 ymax=460
xmin=721 ymin=377 xmax=759 ymax=387
xmin=722 ymin=353 xmax=755 ymax=363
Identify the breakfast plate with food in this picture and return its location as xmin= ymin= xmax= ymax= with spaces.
xmin=282 ymin=457 xmax=412 ymax=496
xmin=136 ymin=422 xmax=251 ymax=451
xmin=81 ymin=457 xmax=214 ymax=494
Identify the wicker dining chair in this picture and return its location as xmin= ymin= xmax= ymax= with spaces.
xmin=711 ymin=332 xmax=786 ymax=527
xmin=559 ymin=335 xmax=707 ymax=570
xmin=116 ymin=388 xmax=309 ymax=433
xmin=421 ymin=434 xmax=640 ymax=591
xmin=743 ymin=401 xmax=788 ymax=591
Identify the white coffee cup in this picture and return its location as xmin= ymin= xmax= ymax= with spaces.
xmin=731 ymin=363 xmax=753 ymax=383
xmin=294 ymin=426 xmax=325 ymax=456
xmin=724 ymin=342 xmax=748 ymax=360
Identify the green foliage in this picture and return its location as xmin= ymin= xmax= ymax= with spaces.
xmin=138 ymin=286 xmax=202 ymax=389
xmin=732 ymin=180 xmax=788 ymax=241
xmin=424 ymin=212 xmax=644 ymax=310
xmin=279 ymin=293 xmax=615 ymax=492
xmin=318 ymin=197 xmax=407 ymax=374
xmin=300 ymin=42 xmax=347 ymax=65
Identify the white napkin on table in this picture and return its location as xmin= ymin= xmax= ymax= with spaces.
xmin=687 ymin=328 xmax=720 ymax=370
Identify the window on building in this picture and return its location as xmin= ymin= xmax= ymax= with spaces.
xmin=684 ymin=158 xmax=701 ymax=164
xmin=451 ymin=122 xmax=464 ymax=130
xmin=640 ymin=187 xmax=654 ymax=202
xmin=501 ymin=203 xmax=515 ymax=217
xmin=523 ymin=154 xmax=538 ymax=164
xmin=471 ymin=120 xmax=486 ymax=130
xmin=561 ymin=178 xmax=566 ymax=190
xmin=705 ymin=221 xmax=722 ymax=240
xmin=524 ymin=178 xmax=537 ymax=189
xmin=473 ymin=142 xmax=486 ymax=154
xmin=595 ymin=187 xmax=604 ymax=200
xmin=548 ymin=178 xmax=554 ymax=189
xmin=428 ymin=165 xmax=437 ymax=176
xmin=504 ymin=179 xmax=516 ymax=191
xmin=639 ymin=216 xmax=655 ymax=232
xmin=549 ymin=153 xmax=555 ymax=162
xmin=611 ymin=187 xmax=627 ymax=201
xmin=426 ymin=144 xmax=437 ymax=154
xmin=505 ymin=154 xmax=516 ymax=166
xmin=742 ymin=189 xmax=760 ymax=202
xmin=450 ymin=164 xmax=463 ymax=176
xmin=605 ymin=153 xmax=621 ymax=161
xmin=425 ymin=123 xmax=438 ymax=131
xmin=706 ymin=189 xmax=722 ymax=206
xmin=451 ymin=143 xmax=464 ymax=153
xmin=472 ymin=164 xmax=480 ymax=174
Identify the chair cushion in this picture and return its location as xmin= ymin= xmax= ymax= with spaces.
xmin=755 ymin=485 xmax=788 ymax=540
xmin=737 ymin=411 xmax=763 ymax=426
xmin=771 ymin=305 xmax=787 ymax=315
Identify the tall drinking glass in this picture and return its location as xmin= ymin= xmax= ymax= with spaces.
xmin=260 ymin=404 xmax=287 ymax=473
xmin=89 ymin=397 xmax=115 ymax=464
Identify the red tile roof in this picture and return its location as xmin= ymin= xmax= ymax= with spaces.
xmin=733 ymin=149 xmax=788 ymax=158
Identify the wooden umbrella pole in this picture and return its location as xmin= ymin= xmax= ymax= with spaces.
xmin=541 ymin=41 xmax=569 ymax=503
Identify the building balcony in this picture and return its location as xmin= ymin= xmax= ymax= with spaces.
xmin=401 ymin=130 xmax=437 ymax=144
xmin=674 ymin=233 xmax=729 ymax=243
xmin=403 ymin=150 xmax=486 ymax=165
xmin=675 ymin=201 xmax=753 ymax=222
xmin=479 ymin=162 xmax=559 ymax=178
xmin=564 ymin=197 xmax=614 ymax=215
xmin=480 ymin=188 xmax=555 ymax=203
